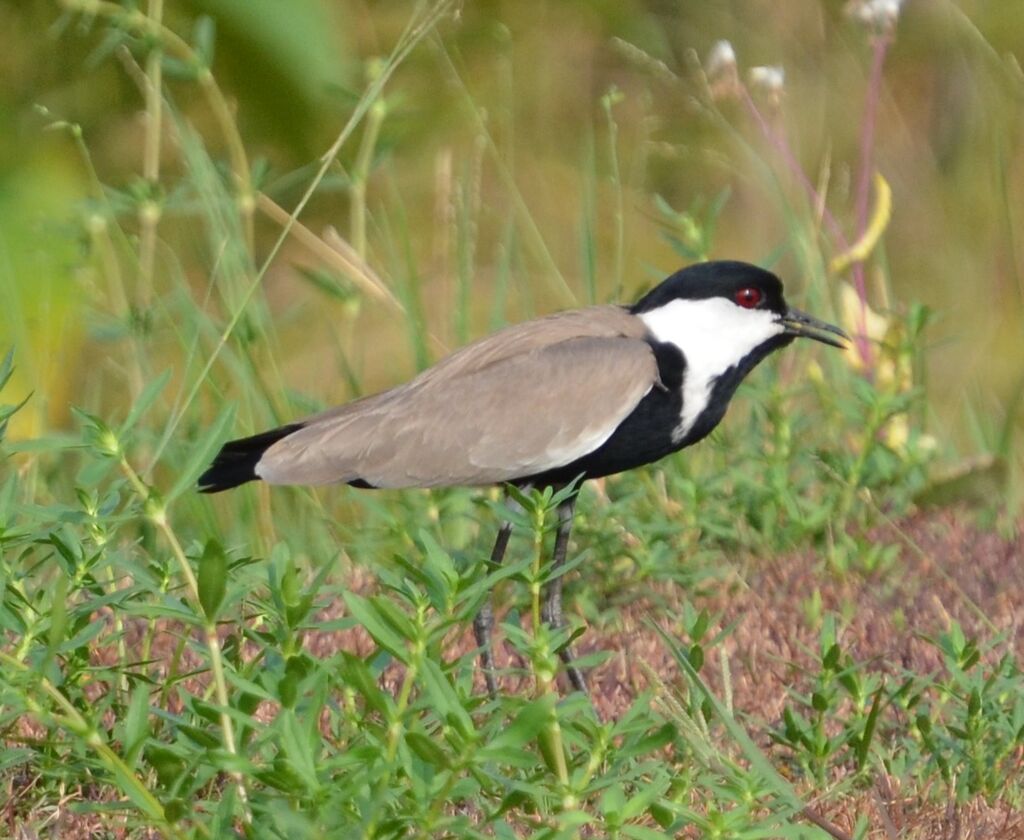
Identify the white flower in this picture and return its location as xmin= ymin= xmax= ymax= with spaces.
xmin=748 ymin=65 xmax=785 ymax=97
xmin=846 ymin=0 xmax=905 ymax=31
xmin=705 ymin=40 xmax=742 ymax=100
xmin=706 ymin=40 xmax=737 ymax=79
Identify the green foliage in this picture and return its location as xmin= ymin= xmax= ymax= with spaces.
xmin=2 ymin=1 xmax=1022 ymax=837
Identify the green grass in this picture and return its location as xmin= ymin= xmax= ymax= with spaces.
xmin=1 ymin=1 xmax=1022 ymax=837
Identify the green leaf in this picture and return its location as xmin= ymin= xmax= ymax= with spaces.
xmin=0 ymin=391 xmax=30 ymax=442
xmin=123 ymin=684 xmax=151 ymax=768
xmin=296 ymin=266 xmax=360 ymax=303
xmin=415 ymin=529 xmax=459 ymax=609
xmin=370 ymin=593 xmax=420 ymax=642
xmin=278 ymin=655 xmax=306 ymax=709
xmin=198 ymin=539 xmax=228 ymax=620
xmin=601 ymin=785 xmax=625 ymax=820
xmin=166 ymin=401 xmax=236 ymax=501
xmin=648 ymin=801 xmax=674 ymax=830
xmin=0 ymin=348 xmax=13 ymax=391
xmin=119 ymin=369 xmax=171 ymax=437
xmin=855 ymin=688 xmax=884 ymax=770
xmin=179 ymin=724 xmax=220 ymax=749
xmin=336 ymin=651 xmax=392 ymax=716
xmin=406 ymin=731 xmax=450 ymax=768
xmin=192 ymin=14 xmax=217 ymax=67
xmin=478 ymin=695 xmax=553 ymax=764
xmin=163 ymin=799 xmax=189 ymax=824
xmin=342 ymin=591 xmax=409 ymax=664
xmin=622 ymin=825 xmax=671 ymax=840
xmin=621 ymin=776 xmax=670 ymax=820
xmin=418 ymin=656 xmax=474 ymax=742
xmin=616 ymin=723 xmax=676 ymax=762
xmin=221 ymin=669 xmax=277 ymax=703
xmin=46 ymin=572 xmax=69 ymax=658
xmin=690 ymin=608 xmax=710 ymax=642
xmin=145 ymin=745 xmax=186 ymax=789
xmin=59 ymin=617 xmax=108 ymax=654
xmin=279 ymin=709 xmax=321 ymax=792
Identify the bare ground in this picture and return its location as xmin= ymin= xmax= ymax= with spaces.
xmin=576 ymin=508 xmax=1024 ymax=839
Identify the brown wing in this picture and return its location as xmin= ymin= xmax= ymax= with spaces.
xmin=299 ymin=304 xmax=649 ymax=419
xmin=257 ymin=307 xmax=658 ymax=488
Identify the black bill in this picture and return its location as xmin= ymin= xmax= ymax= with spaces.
xmin=781 ymin=308 xmax=849 ymax=349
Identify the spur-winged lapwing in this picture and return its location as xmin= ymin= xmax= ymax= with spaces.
xmin=199 ymin=260 xmax=847 ymax=695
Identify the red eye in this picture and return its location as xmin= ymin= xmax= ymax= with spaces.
xmin=734 ymin=287 xmax=763 ymax=309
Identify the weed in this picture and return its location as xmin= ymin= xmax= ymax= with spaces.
xmin=1 ymin=2 xmax=1021 ymax=838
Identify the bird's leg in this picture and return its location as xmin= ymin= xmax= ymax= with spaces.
xmin=474 ymin=516 xmax=513 ymax=698
xmin=541 ymin=493 xmax=587 ymax=694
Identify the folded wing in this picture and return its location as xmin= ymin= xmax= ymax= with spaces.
xmin=256 ymin=308 xmax=659 ymax=488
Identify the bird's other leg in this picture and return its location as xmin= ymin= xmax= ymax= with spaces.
xmin=474 ymin=516 xmax=513 ymax=699
xmin=541 ymin=493 xmax=587 ymax=694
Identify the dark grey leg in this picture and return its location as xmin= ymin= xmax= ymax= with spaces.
xmin=541 ymin=494 xmax=587 ymax=694
xmin=474 ymin=519 xmax=513 ymax=698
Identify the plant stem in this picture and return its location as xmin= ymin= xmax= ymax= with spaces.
xmin=137 ymin=0 xmax=164 ymax=320
xmin=528 ymin=499 xmax=570 ymax=792
xmin=603 ymin=93 xmax=625 ymax=301
xmin=118 ymin=456 xmax=252 ymax=822
xmin=352 ymin=97 xmax=387 ymax=260
xmin=362 ymin=609 xmax=423 ymax=839
xmin=530 ymin=503 xmax=545 ymax=637
xmin=64 ymin=123 xmax=146 ymax=395
xmin=59 ymin=0 xmax=254 ymax=250
xmin=739 ymin=86 xmax=849 ymax=251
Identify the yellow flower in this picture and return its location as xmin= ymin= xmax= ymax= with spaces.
xmin=838 ymin=280 xmax=892 ymax=381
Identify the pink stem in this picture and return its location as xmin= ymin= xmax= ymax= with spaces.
xmin=740 ymin=87 xmax=850 ymax=251
xmin=850 ymin=32 xmax=893 ymax=372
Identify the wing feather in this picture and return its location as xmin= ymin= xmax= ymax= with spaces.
xmin=257 ymin=310 xmax=658 ymax=488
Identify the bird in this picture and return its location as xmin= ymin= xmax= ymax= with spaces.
xmin=198 ymin=260 xmax=847 ymax=695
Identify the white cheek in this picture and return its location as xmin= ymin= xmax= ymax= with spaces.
xmin=638 ymin=297 xmax=784 ymax=438
xmin=639 ymin=298 xmax=783 ymax=362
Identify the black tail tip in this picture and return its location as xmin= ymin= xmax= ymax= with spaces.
xmin=197 ymin=462 xmax=259 ymax=493
xmin=197 ymin=422 xmax=304 ymax=494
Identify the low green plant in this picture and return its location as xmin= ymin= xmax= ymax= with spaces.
xmin=2 ymin=2 xmax=1021 ymax=838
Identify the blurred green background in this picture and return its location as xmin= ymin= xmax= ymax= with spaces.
xmin=2 ymin=0 xmax=1022 ymax=477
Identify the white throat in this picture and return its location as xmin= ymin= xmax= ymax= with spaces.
xmin=638 ymin=297 xmax=784 ymax=441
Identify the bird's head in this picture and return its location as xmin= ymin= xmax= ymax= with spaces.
xmin=630 ymin=261 xmax=847 ymax=376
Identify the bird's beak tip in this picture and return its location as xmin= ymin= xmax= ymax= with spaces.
xmin=782 ymin=308 xmax=850 ymax=349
